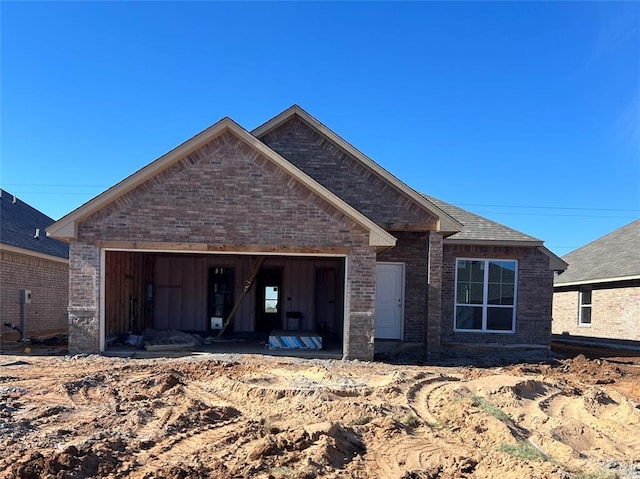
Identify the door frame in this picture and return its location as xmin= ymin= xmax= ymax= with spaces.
xmin=254 ymin=268 xmax=283 ymax=333
xmin=375 ymin=261 xmax=405 ymax=340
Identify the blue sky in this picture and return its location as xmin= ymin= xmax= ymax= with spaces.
xmin=1 ymin=1 xmax=639 ymax=257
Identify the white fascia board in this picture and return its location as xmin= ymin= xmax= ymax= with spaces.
xmin=443 ymin=238 xmax=543 ymax=247
xmin=554 ymin=275 xmax=640 ymax=287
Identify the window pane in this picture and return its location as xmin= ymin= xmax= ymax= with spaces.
xmin=487 ymin=307 xmax=514 ymax=331
xmin=488 ymin=262 xmax=502 ymax=282
xmin=470 ymin=261 xmax=484 ymax=282
xmin=488 ymin=283 xmax=514 ymax=305
xmin=488 ymin=283 xmax=501 ymax=305
xmin=469 ymin=282 xmax=484 ymax=304
xmin=580 ymin=306 xmax=591 ymax=324
xmin=581 ymin=288 xmax=592 ymax=305
xmin=456 ymin=306 xmax=482 ymax=329
xmin=457 ymin=283 xmax=470 ymax=304
xmin=457 ymin=280 xmax=484 ymax=304
xmin=457 ymin=260 xmax=470 ymax=282
xmin=265 ymin=286 xmax=279 ymax=313
xmin=488 ymin=261 xmax=516 ymax=284
xmin=501 ymin=262 xmax=516 ymax=284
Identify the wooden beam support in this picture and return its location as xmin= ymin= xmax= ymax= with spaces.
xmin=217 ymin=256 xmax=266 ymax=338
xmin=95 ymin=241 xmax=350 ymax=256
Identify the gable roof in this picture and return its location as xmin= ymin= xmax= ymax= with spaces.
xmin=252 ymin=105 xmax=462 ymax=234
xmin=47 ymin=117 xmax=396 ymax=248
xmin=0 ymin=189 xmax=69 ymax=260
xmin=554 ymin=218 xmax=640 ymax=286
xmin=423 ymin=194 xmax=567 ymax=271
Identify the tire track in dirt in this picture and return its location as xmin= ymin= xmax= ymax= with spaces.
xmin=129 ymin=417 xmax=247 ymax=478
xmin=363 ymin=434 xmax=448 ymax=478
xmin=406 ymin=373 xmax=461 ymax=426
xmin=361 ymin=374 xmax=478 ymax=478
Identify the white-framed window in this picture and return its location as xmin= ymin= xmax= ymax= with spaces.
xmin=578 ymin=287 xmax=592 ymax=325
xmin=454 ymin=258 xmax=518 ymax=333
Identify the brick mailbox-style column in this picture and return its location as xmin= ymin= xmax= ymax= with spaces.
xmin=67 ymin=243 xmax=101 ymax=354
xmin=343 ymin=246 xmax=377 ymax=361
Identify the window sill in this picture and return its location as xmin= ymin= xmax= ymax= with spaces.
xmin=453 ymin=329 xmax=515 ymax=334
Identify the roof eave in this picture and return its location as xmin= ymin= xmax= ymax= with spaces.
xmin=443 ymin=238 xmax=543 ymax=247
xmin=555 ymin=274 xmax=640 ymax=287
xmin=538 ymin=245 xmax=568 ymax=272
xmin=0 ymin=243 xmax=69 ymax=263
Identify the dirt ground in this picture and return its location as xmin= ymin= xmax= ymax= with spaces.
xmin=0 ymin=341 xmax=639 ymax=479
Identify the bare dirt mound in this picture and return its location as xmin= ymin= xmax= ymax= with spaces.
xmin=1 ymin=350 xmax=639 ymax=478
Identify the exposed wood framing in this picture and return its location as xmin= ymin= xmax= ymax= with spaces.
xmin=97 ymin=241 xmax=350 ymax=256
xmin=105 ymin=251 xmax=151 ymax=336
xmin=218 ymin=256 xmax=266 ymax=337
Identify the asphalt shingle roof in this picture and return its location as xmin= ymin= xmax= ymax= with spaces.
xmin=422 ymin=194 xmax=542 ymax=243
xmin=0 ymin=189 xmax=69 ymax=259
xmin=554 ymin=218 xmax=640 ymax=285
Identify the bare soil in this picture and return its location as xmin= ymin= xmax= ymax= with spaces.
xmin=1 ymin=342 xmax=639 ymax=479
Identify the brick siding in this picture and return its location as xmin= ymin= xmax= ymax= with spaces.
xmin=259 ymin=116 xmax=436 ymax=227
xmin=0 ymin=249 xmax=68 ymax=340
xmin=441 ymin=244 xmax=553 ymax=347
xmin=426 ymin=231 xmax=443 ymax=356
xmin=67 ymin=243 xmax=101 ymax=353
xmin=553 ymin=280 xmax=640 ymax=342
xmin=69 ymin=131 xmax=378 ymax=359
xmin=344 ymin=247 xmax=377 ymax=359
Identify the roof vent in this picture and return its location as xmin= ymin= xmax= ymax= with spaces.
xmin=34 ymin=228 xmax=41 ymax=240
xmin=12 ymin=196 xmax=17 ymax=204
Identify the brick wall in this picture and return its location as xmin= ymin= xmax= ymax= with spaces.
xmin=0 ymin=249 xmax=68 ymax=340
xmin=426 ymin=231 xmax=443 ymax=356
xmin=377 ymin=232 xmax=428 ymax=342
xmin=344 ymin=247 xmax=377 ymax=360
xmin=259 ymin=116 xmax=436 ymax=227
xmin=78 ymin=132 xmax=369 ymax=249
xmin=69 ymin=131 xmax=378 ymax=359
xmin=553 ymin=280 xmax=640 ymax=342
xmin=67 ymin=243 xmax=101 ymax=353
xmin=441 ymin=244 xmax=553 ymax=348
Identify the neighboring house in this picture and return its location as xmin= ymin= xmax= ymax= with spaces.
xmin=48 ymin=106 xmax=565 ymax=359
xmin=553 ymin=219 xmax=640 ymax=346
xmin=0 ymin=189 xmax=69 ymax=341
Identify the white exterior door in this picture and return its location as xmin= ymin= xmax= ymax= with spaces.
xmin=375 ymin=263 xmax=404 ymax=339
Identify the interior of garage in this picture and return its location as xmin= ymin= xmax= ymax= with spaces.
xmin=103 ymin=251 xmax=345 ymax=354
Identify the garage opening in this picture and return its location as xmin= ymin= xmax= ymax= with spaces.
xmin=103 ymin=251 xmax=345 ymax=356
